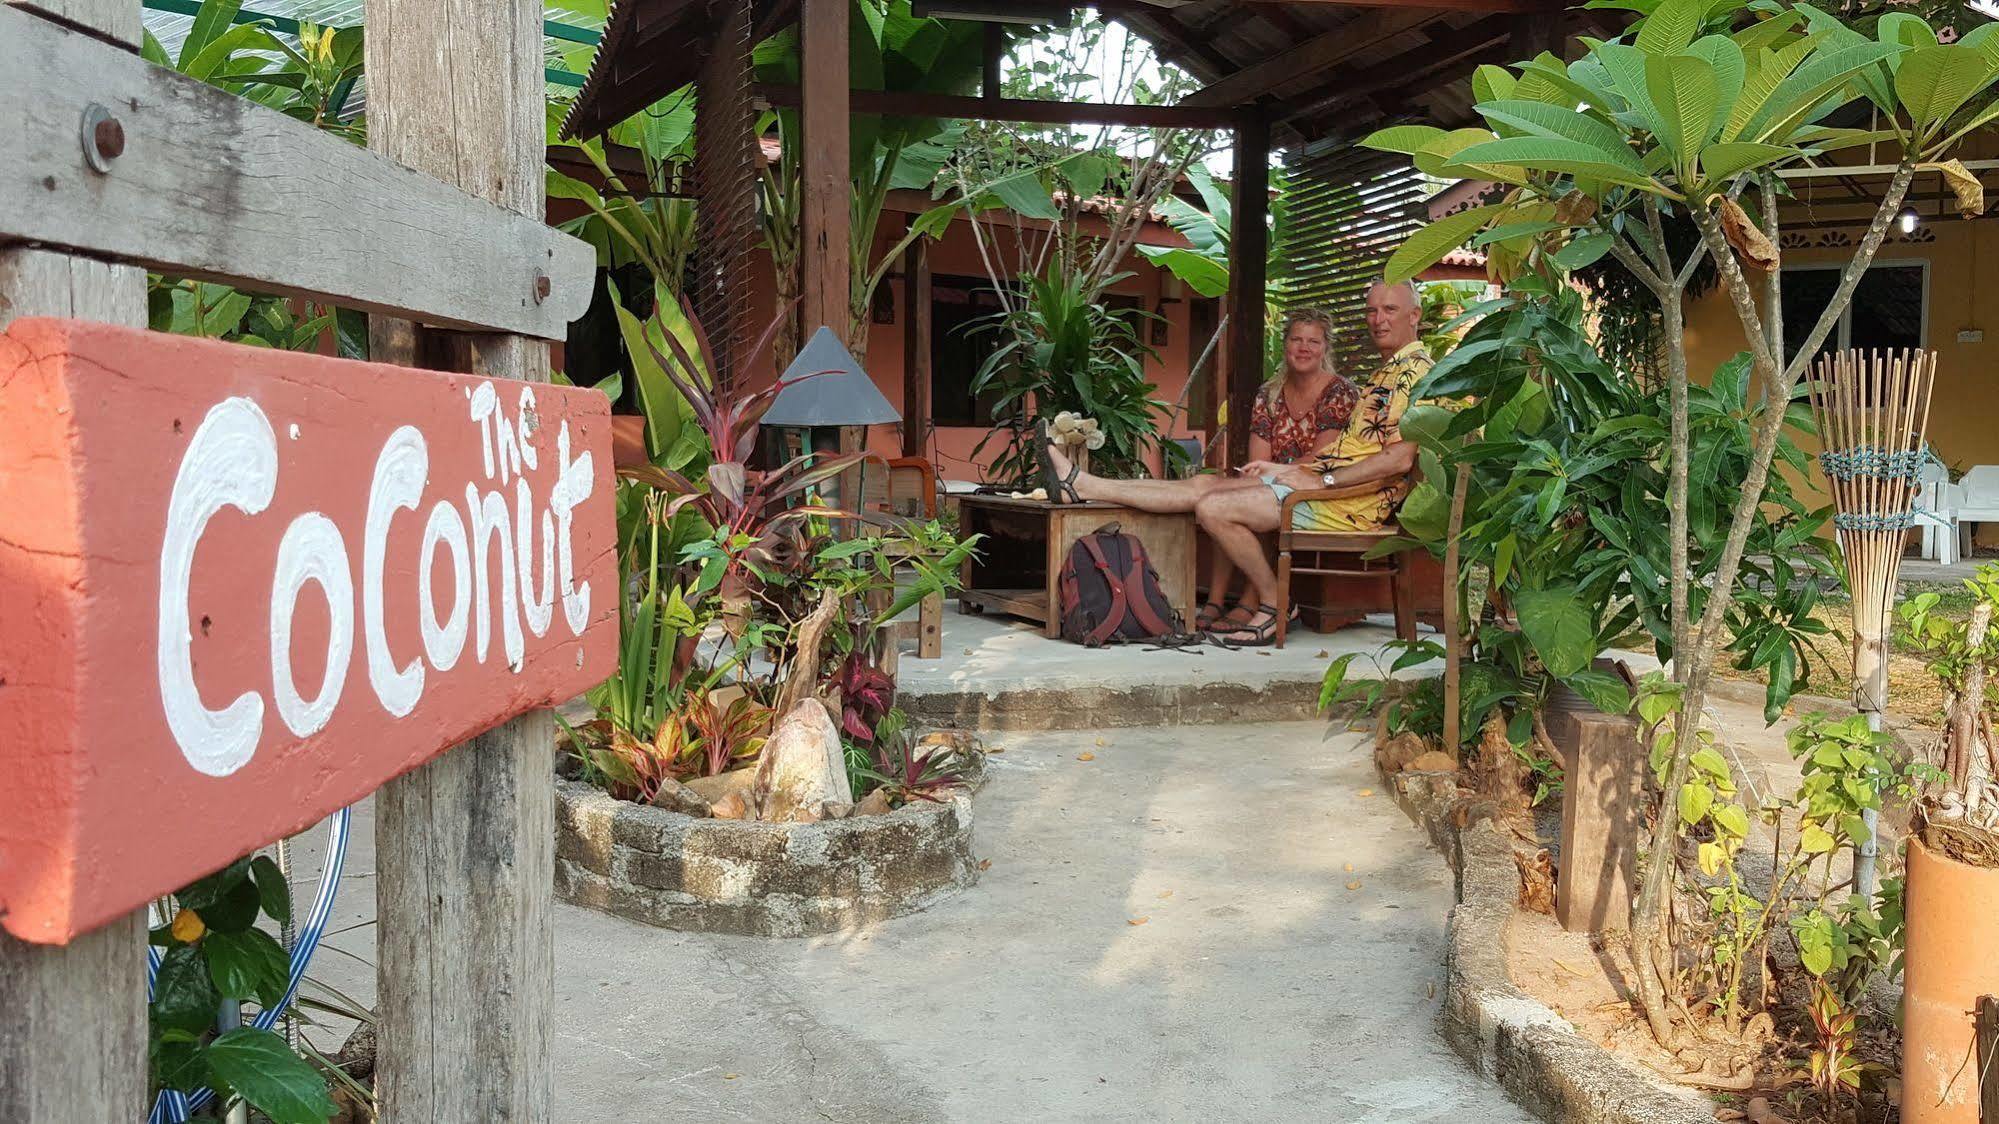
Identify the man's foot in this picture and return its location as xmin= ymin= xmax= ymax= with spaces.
xmin=1215 ymin=604 xmax=1281 ymax=648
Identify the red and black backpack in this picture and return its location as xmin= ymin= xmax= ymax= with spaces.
xmin=1056 ymin=522 xmax=1184 ymax=647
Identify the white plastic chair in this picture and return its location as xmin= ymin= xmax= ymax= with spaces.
xmin=1915 ymin=460 xmax=1960 ymax=564
xmin=1957 ymin=465 xmax=1999 ymax=559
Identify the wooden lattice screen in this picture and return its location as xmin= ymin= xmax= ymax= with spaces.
xmin=1278 ymin=139 xmax=1428 ymax=373
xmin=692 ymin=0 xmax=760 ymax=389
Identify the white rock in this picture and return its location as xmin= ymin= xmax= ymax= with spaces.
xmin=753 ymin=699 xmax=853 ymax=823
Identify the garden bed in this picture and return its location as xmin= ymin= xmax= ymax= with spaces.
xmin=553 ymin=751 xmax=985 ymax=938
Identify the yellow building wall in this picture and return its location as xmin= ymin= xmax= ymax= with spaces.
xmin=1682 ymin=202 xmax=1999 ymax=546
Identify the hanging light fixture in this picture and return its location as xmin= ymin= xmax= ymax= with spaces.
xmin=1900 ymin=207 xmax=1920 ymax=235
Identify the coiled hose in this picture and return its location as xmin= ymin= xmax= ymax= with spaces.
xmin=145 ymin=807 xmax=353 ymax=1124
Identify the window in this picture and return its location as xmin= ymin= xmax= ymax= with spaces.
xmin=931 ymin=274 xmax=1009 ymax=427
xmin=1781 ymin=263 xmax=1927 ymax=367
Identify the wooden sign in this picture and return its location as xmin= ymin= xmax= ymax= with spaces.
xmin=0 ymin=320 xmax=618 ymax=944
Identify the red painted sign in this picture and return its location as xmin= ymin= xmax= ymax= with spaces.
xmin=0 ymin=320 xmax=617 ymax=943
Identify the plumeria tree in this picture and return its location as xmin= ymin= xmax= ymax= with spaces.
xmin=1367 ymin=0 xmax=1999 ymax=1048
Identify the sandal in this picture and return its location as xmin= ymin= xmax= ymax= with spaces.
xmin=1193 ymin=601 xmax=1229 ymax=631
xmin=1216 ymin=604 xmax=1282 ymax=648
xmin=1032 ymin=419 xmax=1082 ymax=504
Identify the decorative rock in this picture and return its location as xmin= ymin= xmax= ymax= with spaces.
xmin=853 ymin=789 xmax=893 ymax=817
xmin=686 ymin=766 xmax=757 ymax=804
xmin=711 ymin=792 xmax=751 ymax=820
xmin=821 ymin=801 xmax=854 ymax=820
xmin=649 ymin=778 xmax=711 ymax=818
xmin=754 ymin=700 xmax=853 ymax=822
xmin=1375 ymin=731 xmax=1430 ymax=773
xmin=1405 ymin=750 xmax=1460 ymax=774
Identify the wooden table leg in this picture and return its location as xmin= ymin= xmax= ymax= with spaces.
xmin=1043 ymin=506 xmax=1066 ymax=638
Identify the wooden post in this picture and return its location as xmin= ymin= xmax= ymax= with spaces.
xmin=1977 ymin=996 xmax=1999 ymax=1123
xmin=982 ymin=23 xmax=1005 ymax=101
xmin=799 ymin=0 xmax=850 ymax=340
xmin=0 ymin=1 xmax=148 ymax=1118
xmin=363 ymin=0 xmax=554 ymax=1117
xmin=902 ymin=232 xmax=932 ymax=458
xmin=1225 ymin=110 xmax=1270 ymax=469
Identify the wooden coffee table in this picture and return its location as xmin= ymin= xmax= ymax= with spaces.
xmin=953 ymin=494 xmax=1197 ymax=638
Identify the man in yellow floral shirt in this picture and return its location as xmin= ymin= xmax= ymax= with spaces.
xmin=1039 ymin=278 xmax=1435 ymax=645
xmin=1238 ymin=278 xmax=1433 ymax=532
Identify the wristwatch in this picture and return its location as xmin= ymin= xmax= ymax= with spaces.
xmin=1320 ymin=469 xmax=1339 ymax=488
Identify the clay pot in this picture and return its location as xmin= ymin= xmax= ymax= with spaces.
xmin=1902 ymin=834 xmax=1999 ymax=1123
xmin=611 ymin=414 xmax=648 ymax=469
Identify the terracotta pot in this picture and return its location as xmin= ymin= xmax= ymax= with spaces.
xmin=1902 ymin=834 xmax=1999 ymax=1123
xmin=611 ymin=414 xmax=648 ymax=469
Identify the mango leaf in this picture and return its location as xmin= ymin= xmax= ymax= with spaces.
xmin=1472 ymin=63 xmax=1517 ymax=105
xmin=1688 ymin=34 xmax=1747 ymax=111
xmin=204 ymin=1027 xmax=337 ymax=1124
xmin=1412 ymin=129 xmax=1531 ymax=187
xmin=1551 ymin=230 xmax=1613 ymax=270
xmin=1741 ymin=42 xmax=1899 ymax=145
xmin=1513 ymin=585 xmax=1595 ymax=678
xmin=1382 ymin=205 xmax=1506 ymax=286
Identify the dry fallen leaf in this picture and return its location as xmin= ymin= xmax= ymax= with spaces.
xmin=1357 ymin=788 xmax=1374 ymax=798
xmin=1157 ymin=890 xmax=1174 ymax=899
xmin=1093 ymin=737 xmax=1107 ymax=746
xmin=1719 ymin=197 xmax=1779 ymax=271
xmin=1315 ymin=650 xmax=1330 ymax=659
xmin=1426 ymin=980 xmax=1437 ymax=1000
xmin=724 ymin=1074 xmax=740 ymax=1080
xmin=1344 ymin=863 xmax=1355 ymax=873
xmin=1078 ymin=752 xmax=1095 ymax=761
xmin=979 ymin=859 xmax=992 ymax=871
xmin=1346 ymin=880 xmax=1363 ymax=891
xmin=988 ymin=745 xmax=1005 ymax=753
xmin=1921 ymin=159 xmax=1985 ymax=217
xmin=1128 ymin=916 xmax=1149 ymax=926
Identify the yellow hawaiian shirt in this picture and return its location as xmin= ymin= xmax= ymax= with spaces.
xmin=1292 ymin=340 xmax=1434 ymax=532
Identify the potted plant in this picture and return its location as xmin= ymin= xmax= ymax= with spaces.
xmin=1896 ymin=566 xmax=1999 ymax=1122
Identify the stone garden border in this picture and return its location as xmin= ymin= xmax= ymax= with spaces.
xmin=1384 ymin=769 xmax=1716 ymax=1124
xmin=554 ymin=772 xmax=981 ymax=938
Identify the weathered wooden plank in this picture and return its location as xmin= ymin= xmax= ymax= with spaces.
xmin=0 ymin=318 xmax=617 ymax=944
xmin=757 ymin=84 xmax=1244 ymax=131
xmin=0 ymin=3 xmax=591 ymax=339
xmin=798 ymin=0 xmax=850 ymax=342
xmin=0 ymin=251 xmax=150 ymax=1124
xmin=902 ymin=232 xmax=931 ymax=458
xmin=1179 ymin=8 xmax=1434 ymax=109
xmin=0 ymin=4 xmax=149 ymax=1115
xmin=1225 ymin=111 xmax=1270 ymax=468
xmin=364 ymin=0 xmax=559 ymax=1117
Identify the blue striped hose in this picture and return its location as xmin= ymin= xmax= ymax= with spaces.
xmin=146 ymin=807 xmax=353 ymax=1124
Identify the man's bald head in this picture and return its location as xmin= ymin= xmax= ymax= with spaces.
xmin=1365 ymin=277 xmax=1422 ymax=358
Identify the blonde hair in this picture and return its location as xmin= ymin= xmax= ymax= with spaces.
xmin=1279 ymin=307 xmax=1339 ymax=375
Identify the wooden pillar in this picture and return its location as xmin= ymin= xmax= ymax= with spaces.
xmin=799 ymin=0 xmax=850 ymax=340
xmin=982 ymin=23 xmax=1005 ymax=101
xmin=363 ymin=0 xmax=554 ymax=1118
xmin=0 ymin=2 xmax=149 ymax=1119
xmin=902 ymin=232 xmax=932 ymax=458
xmin=1225 ymin=110 xmax=1271 ymax=468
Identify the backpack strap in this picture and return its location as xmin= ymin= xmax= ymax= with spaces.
xmin=1118 ymin=545 xmax=1177 ymax=637
xmin=1077 ymin=534 xmax=1129 ymax=647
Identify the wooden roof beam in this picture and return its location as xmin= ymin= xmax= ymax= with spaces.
xmin=754 ymin=83 xmax=1241 ymax=130
xmin=1179 ymin=8 xmax=1435 ymax=108
xmin=1237 ymin=0 xmax=1568 ymax=12
xmin=1284 ymin=14 xmax=1518 ymax=123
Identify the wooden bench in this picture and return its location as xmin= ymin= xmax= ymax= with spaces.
xmin=1273 ymin=488 xmax=1419 ymax=649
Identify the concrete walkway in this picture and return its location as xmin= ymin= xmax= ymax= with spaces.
xmin=298 ymin=721 xmax=1530 ymax=1122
